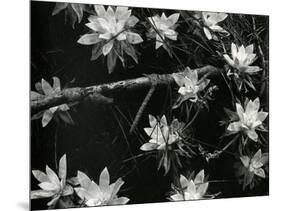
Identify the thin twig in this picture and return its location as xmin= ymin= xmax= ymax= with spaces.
xmin=111 ymin=108 xmax=139 ymax=172
xmin=129 ymin=86 xmax=156 ymax=134
xmin=122 ymin=151 xmax=156 ymax=163
xmin=182 ymin=107 xmax=201 ymax=131
xmin=251 ymin=17 xmax=267 ymax=98
xmin=220 ymin=134 xmax=240 ymax=153
xmin=54 ymin=125 xmax=59 ymax=170
xmin=220 ymin=68 xmax=235 ymax=108
xmin=129 ymin=74 xmax=161 ymax=134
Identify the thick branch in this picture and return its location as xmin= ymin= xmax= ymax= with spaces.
xmin=31 ymin=65 xmax=219 ymax=113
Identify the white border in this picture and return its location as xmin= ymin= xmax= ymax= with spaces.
xmin=0 ymin=0 xmax=280 ymax=211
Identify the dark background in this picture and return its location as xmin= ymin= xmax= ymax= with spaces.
xmin=31 ymin=1 xmax=269 ymax=210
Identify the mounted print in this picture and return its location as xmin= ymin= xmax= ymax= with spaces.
xmin=30 ymin=0 xmax=269 ymax=210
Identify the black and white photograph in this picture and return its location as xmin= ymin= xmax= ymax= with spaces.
xmin=30 ymin=0 xmax=269 ymax=210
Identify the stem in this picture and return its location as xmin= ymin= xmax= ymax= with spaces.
xmin=171 ymin=159 xmax=180 ymax=187
xmin=111 ymin=108 xmax=140 ymax=173
xmin=220 ymin=134 xmax=240 ymax=154
xmin=183 ymin=105 xmax=201 ymax=131
xmin=130 ymin=85 xmax=156 ymax=134
xmin=122 ymin=151 xmax=156 ymax=163
xmin=252 ymin=17 xmax=267 ymax=98
xmin=220 ymin=69 xmax=235 ymax=108
xmin=54 ymin=125 xmax=59 ymax=170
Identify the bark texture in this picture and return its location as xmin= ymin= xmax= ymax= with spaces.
xmin=31 ymin=65 xmax=219 ymax=113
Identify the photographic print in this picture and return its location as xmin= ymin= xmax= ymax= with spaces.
xmin=30 ymin=0 xmax=269 ymax=210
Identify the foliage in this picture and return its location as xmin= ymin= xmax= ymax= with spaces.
xmin=172 ymin=67 xmax=210 ymax=108
xmin=197 ymin=12 xmax=229 ymax=40
xmin=227 ymin=97 xmax=268 ymax=143
xmin=140 ymin=115 xmax=190 ymax=174
xmin=235 ymin=149 xmax=268 ymax=190
xmin=31 ymin=2 xmax=269 ymax=209
xmin=31 ymin=155 xmax=73 ymax=208
xmin=31 ymin=77 xmax=74 ymax=127
xmin=147 ymin=12 xmax=180 ymax=52
xmin=75 ymin=168 xmax=129 ymax=206
xmin=77 ymin=5 xmax=143 ymax=73
xmin=224 ymin=43 xmax=261 ymax=91
xmin=52 ymin=3 xmax=89 ymax=28
xmin=170 ymin=170 xmax=213 ymax=201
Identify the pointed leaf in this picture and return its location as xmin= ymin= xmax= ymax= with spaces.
xmin=260 ymin=153 xmax=269 ymax=165
xmin=254 ymin=168 xmax=265 ymax=178
xmin=170 ymin=193 xmax=184 ymax=201
xmin=253 ymin=149 xmax=262 ymax=161
xmin=126 ymin=32 xmax=143 ymax=44
xmin=227 ymin=121 xmax=241 ymax=132
xmin=243 ymin=172 xmax=254 ymax=188
xmin=148 ymin=114 xmax=157 ymax=127
xmin=41 ymin=79 xmax=54 ymax=96
xmin=172 ymin=73 xmax=185 ymax=87
xmin=32 ymin=170 xmax=49 ymax=183
xmin=38 ymin=182 xmax=58 ymax=191
xmin=107 ymin=50 xmax=118 ymax=74
xmin=77 ymin=171 xmax=92 ymax=189
xmin=115 ymin=6 xmax=130 ymax=22
xmin=91 ymin=43 xmax=103 ymax=60
xmin=257 ymin=111 xmax=268 ymax=122
xmin=31 ymin=91 xmax=42 ymax=100
xmin=42 ymin=110 xmax=54 ymax=127
xmin=31 ymin=190 xmax=54 ymax=199
xmin=46 ymin=165 xmax=60 ymax=186
xmin=58 ymin=111 xmax=74 ymax=125
xmin=160 ymin=115 xmax=168 ymax=126
xmin=67 ymin=176 xmax=80 ymax=186
xmin=47 ymin=195 xmax=60 ymax=207
xmin=203 ymin=27 xmax=212 ymax=40
xmin=94 ymin=5 xmax=106 ymax=17
xmin=197 ymin=182 xmax=209 ymax=196
xmin=102 ymin=41 xmax=114 ymax=56
xmin=78 ymin=33 xmax=100 ymax=45
xmin=108 ymin=197 xmax=130 ymax=205
xmin=126 ymin=16 xmax=139 ymax=27
xmin=187 ymin=180 xmax=196 ymax=194
xmin=52 ymin=77 xmax=61 ymax=92
xmin=87 ymin=181 xmax=101 ymax=199
xmin=240 ymin=156 xmax=250 ymax=168
xmin=167 ymin=13 xmax=180 ymax=26
xmin=58 ymin=154 xmax=67 ymax=180
xmin=121 ymin=41 xmax=138 ymax=63
xmin=110 ymin=178 xmax=124 ymax=199
xmin=179 ymin=175 xmax=189 ymax=188
xmin=236 ymin=103 xmax=244 ymax=121
xmin=246 ymin=129 xmax=258 ymax=141
xmin=140 ymin=142 xmax=158 ymax=151
xmin=194 ymin=170 xmax=205 ymax=184
xmin=71 ymin=3 xmax=84 ymax=23
xmin=75 ymin=187 xmax=91 ymax=201
xmin=99 ymin=167 xmax=110 ymax=187
xmin=52 ymin=3 xmax=68 ymax=16
xmin=106 ymin=6 xmax=115 ymax=17
xmin=31 ymin=111 xmax=44 ymax=121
